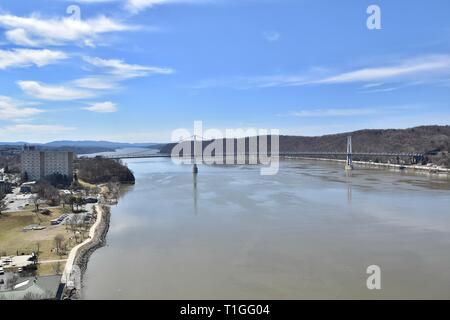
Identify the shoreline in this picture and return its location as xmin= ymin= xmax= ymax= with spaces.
xmin=283 ymin=156 xmax=450 ymax=174
xmin=60 ymin=204 xmax=111 ymax=300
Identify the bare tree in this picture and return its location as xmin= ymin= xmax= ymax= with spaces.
xmin=69 ymin=196 xmax=76 ymax=212
xmin=31 ymin=195 xmax=43 ymax=224
xmin=74 ymin=215 xmax=86 ymax=241
xmin=35 ymin=242 xmax=41 ymax=256
xmin=32 ymin=195 xmax=41 ymax=212
xmin=6 ymin=274 xmax=19 ymax=290
xmin=68 ymin=196 xmax=84 ymax=213
xmin=36 ymin=181 xmax=60 ymax=206
xmin=69 ymin=219 xmax=77 ymax=236
xmin=60 ymin=241 xmax=68 ymax=256
xmin=62 ymin=194 xmax=71 ymax=210
xmin=76 ymin=157 xmax=135 ymax=184
xmin=74 ymin=232 xmax=81 ymax=244
xmin=52 ymin=262 xmax=62 ymax=275
xmin=90 ymin=186 xmax=101 ymax=197
xmin=0 ymin=196 xmax=7 ymax=217
xmin=54 ymin=234 xmax=65 ymax=254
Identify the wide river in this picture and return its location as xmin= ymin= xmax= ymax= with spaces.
xmin=84 ymin=158 xmax=450 ymax=299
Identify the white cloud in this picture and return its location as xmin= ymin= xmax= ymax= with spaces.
xmin=0 ymin=13 xmax=137 ymax=47
xmin=0 ymin=48 xmax=67 ymax=69
xmin=315 ymin=55 xmax=450 ymax=84
xmin=125 ymin=0 xmax=212 ymax=14
xmin=363 ymin=83 xmax=384 ymax=88
xmin=15 ymin=55 xmax=174 ymax=102
xmin=83 ymin=56 xmax=174 ymax=78
xmin=17 ymin=81 xmax=94 ymax=101
xmin=73 ymin=76 xmax=120 ymax=90
xmin=285 ymin=105 xmax=422 ymax=119
xmin=194 ymin=54 xmax=450 ymax=89
xmin=72 ymin=56 xmax=174 ymax=92
xmin=84 ymin=101 xmax=118 ymax=113
xmin=73 ymin=0 xmax=119 ymax=2
xmin=0 ymin=96 xmax=44 ymax=120
xmin=193 ymin=75 xmax=306 ymax=89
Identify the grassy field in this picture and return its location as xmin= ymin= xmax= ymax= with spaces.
xmin=77 ymin=178 xmax=98 ymax=190
xmin=0 ymin=207 xmax=84 ymax=276
xmin=37 ymin=261 xmax=66 ymax=276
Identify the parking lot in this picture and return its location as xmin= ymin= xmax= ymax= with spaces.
xmin=3 ymin=188 xmax=33 ymax=212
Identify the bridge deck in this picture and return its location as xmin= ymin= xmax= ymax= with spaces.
xmin=96 ymin=152 xmax=423 ymax=160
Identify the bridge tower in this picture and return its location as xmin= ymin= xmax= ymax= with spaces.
xmin=193 ymin=135 xmax=199 ymax=174
xmin=345 ymin=136 xmax=354 ymax=170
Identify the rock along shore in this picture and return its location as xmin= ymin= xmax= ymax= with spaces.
xmin=283 ymin=156 xmax=450 ymax=174
xmin=61 ymin=204 xmax=111 ymax=300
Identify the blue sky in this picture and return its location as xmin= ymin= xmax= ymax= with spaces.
xmin=0 ymin=0 xmax=449 ymax=142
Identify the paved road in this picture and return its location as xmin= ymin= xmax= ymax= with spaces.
xmin=61 ymin=204 xmax=103 ymax=285
xmin=38 ymin=259 xmax=68 ymax=264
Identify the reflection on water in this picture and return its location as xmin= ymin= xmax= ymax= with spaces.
xmin=84 ymin=158 xmax=450 ymax=299
xmin=346 ymin=170 xmax=353 ymax=204
xmin=193 ymin=173 xmax=198 ymax=215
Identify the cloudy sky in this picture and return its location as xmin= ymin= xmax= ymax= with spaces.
xmin=0 ymin=0 xmax=449 ymax=142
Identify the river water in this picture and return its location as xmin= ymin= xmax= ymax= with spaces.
xmin=83 ymin=158 xmax=450 ymax=299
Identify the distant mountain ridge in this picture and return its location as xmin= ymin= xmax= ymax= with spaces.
xmin=44 ymin=140 xmax=161 ymax=149
xmin=0 ymin=140 xmax=162 ymax=149
xmin=159 ymin=125 xmax=450 ymax=167
xmin=277 ymin=125 xmax=450 ymax=154
xmin=0 ymin=140 xmax=164 ymax=157
xmin=160 ymin=125 xmax=450 ymax=154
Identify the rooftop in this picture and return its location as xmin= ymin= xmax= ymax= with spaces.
xmin=0 ymin=254 xmax=36 ymax=268
xmin=0 ymin=275 xmax=62 ymax=300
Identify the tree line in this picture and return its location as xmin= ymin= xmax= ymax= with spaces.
xmin=75 ymin=157 xmax=135 ymax=184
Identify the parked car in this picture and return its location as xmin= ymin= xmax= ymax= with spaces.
xmin=41 ymin=209 xmax=51 ymax=216
xmin=0 ymin=267 xmax=4 ymax=275
xmin=51 ymin=214 xmax=68 ymax=225
xmin=83 ymin=197 xmax=98 ymax=204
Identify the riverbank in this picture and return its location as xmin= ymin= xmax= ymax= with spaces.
xmin=284 ymin=156 xmax=450 ymax=174
xmin=59 ymin=180 xmax=121 ymax=299
xmin=60 ymin=204 xmax=111 ymax=299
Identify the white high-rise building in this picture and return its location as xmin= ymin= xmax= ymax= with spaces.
xmin=21 ymin=146 xmax=74 ymax=181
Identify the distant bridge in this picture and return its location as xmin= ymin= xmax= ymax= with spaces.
xmin=99 ymin=151 xmax=424 ymax=160
xmin=92 ymin=135 xmax=425 ymax=169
